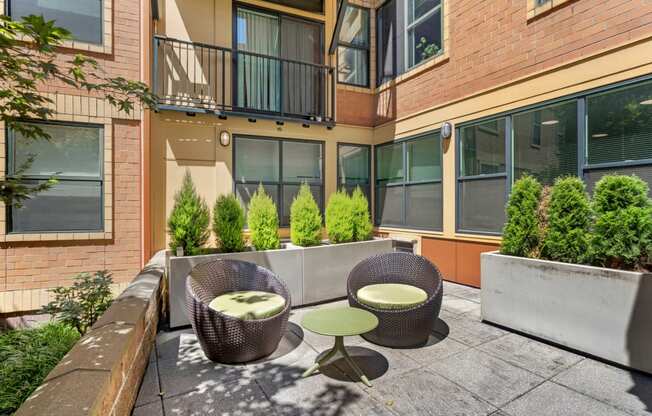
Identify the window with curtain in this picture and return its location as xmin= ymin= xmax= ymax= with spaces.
xmin=337 ymin=6 xmax=370 ymax=87
xmin=458 ymin=118 xmax=507 ymax=234
xmin=375 ymin=132 xmax=442 ymax=230
xmin=9 ymin=0 xmax=103 ymax=45
xmin=8 ymin=121 xmax=103 ymax=233
xmin=407 ymin=0 xmax=442 ymax=68
xmin=337 ymin=144 xmax=371 ymax=203
xmin=234 ymin=136 xmax=324 ymax=227
xmin=513 ymin=100 xmax=578 ymax=185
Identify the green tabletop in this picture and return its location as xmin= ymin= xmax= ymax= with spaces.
xmin=302 ymin=306 xmax=378 ymax=337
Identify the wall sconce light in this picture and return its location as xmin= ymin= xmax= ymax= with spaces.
xmin=441 ymin=122 xmax=453 ymax=140
xmin=219 ymin=130 xmax=231 ymax=147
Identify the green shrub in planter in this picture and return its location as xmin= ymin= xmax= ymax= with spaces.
xmin=247 ymin=184 xmax=280 ymax=251
xmin=351 ymin=186 xmax=373 ymax=241
xmin=290 ymin=183 xmax=322 ymax=247
xmin=213 ymin=194 xmax=245 ymax=253
xmin=591 ymin=175 xmax=652 ymax=269
xmin=168 ymin=171 xmax=210 ymax=256
xmin=0 ymin=322 xmax=80 ymax=414
xmin=541 ymin=177 xmax=592 ymax=264
xmin=501 ymin=175 xmax=542 ymax=257
xmin=326 ymin=190 xmax=354 ymax=243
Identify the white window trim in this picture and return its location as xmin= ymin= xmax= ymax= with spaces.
xmin=404 ymin=0 xmax=443 ymax=70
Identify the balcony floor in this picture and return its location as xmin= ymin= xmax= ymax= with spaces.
xmin=133 ymin=281 xmax=652 ymax=416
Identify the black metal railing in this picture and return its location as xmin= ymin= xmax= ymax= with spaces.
xmin=153 ymin=35 xmax=336 ymax=124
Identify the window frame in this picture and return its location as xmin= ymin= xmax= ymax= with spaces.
xmin=336 ymin=4 xmax=371 ymax=88
xmin=404 ymin=0 xmax=444 ymax=70
xmin=6 ymin=119 xmax=105 ymax=234
xmin=374 ymin=130 xmax=443 ymax=231
xmin=336 ymin=142 xmax=372 ymax=212
xmin=232 ymin=134 xmax=325 ymax=227
xmin=455 ymin=74 xmax=652 ymax=236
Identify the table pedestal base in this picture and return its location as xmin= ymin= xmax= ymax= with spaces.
xmin=301 ymin=336 xmax=372 ymax=387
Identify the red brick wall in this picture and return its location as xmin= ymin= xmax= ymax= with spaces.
xmin=0 ymin=0 xmax=143 ymax=301
xmin=376 ymin=0 xmax=652 ymax=122
xmin=337 ymin=89 xmax=376 ymax=126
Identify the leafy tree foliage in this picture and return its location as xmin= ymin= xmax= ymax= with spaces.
xmin=213 ymin=194 xmax=245 ymax=253
xmin=501 ymin=175 xmax=542 ymax=257
xmin=325 ymin=190 xmax=354 ymax=244
xmin=541 ymin=177 xmax=592 ymax=264
xmin=168 ymin=171 xmax=210 ymax=255
xmin=0 ymin=15 xmax=155 ymax=206
xmin=247 ymin=184 xmax=280 ymax=251
xmin=41 ymin=270 xmax=114 ymax=335
xmin=351 ymin=187 xmax=373 ymax=241
xmin=290 ymin=183 xmax=322 ymax=247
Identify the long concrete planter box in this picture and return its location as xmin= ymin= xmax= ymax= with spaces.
xmin=168 ymin=238 xmax=393 ymax=328
xmin=481 ymin=251 xmax=652 ymax=374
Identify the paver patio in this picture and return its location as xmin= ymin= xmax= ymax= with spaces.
xmin=133 ymin=281 xmax=652 ymax=416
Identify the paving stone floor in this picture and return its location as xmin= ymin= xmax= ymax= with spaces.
xmin=133 ymin=281 xmax=652 ymax=416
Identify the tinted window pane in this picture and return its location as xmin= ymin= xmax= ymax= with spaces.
xmin=338 ymin=145 xmax=369 ymax=186
xmin=10 ymin=0 xmax=103 ymax=45
xmin=587 ymin=81 xmax=652 ymax=164
xmin=12 ymin=122 xmax=101 ymax=178
xmin=409 ymin=0 xmax=440 ymax=23
xmin=11 ymin=180 xmax=102 ymax=232
xmin=236 ymin=183 xmax=280 ymax=215
xmin=460 ymin=118 xmax=506 ymax=177
xmin=376 ymin=186 xmax=403 ymax=226
xmin=407 ymin=133 xmax=441 ymax=182
xmin=376 ymin=0 xmax=396 ymax=86
xmin=408 ymin=8 xmax=442 ymax=67
xmin=376 ymin=142 xmax=403 ymax=184
xmin=405 ymin=183 xmax=442 ymax=229
xmin=585 ymin=166 xmax=652 ymax=196
xmin=235 ymin=137 xmax=280 ymax=182
xmin=337 ymin=47 xmax=368 ymax=86
xmin=339 ymin=6 xmax=369 ymax=46
xmin=283 ymin=141 xmax=323 ymax=184
xmin=344 ymin=184 xmax=371 ymax=204
xmin=459 ymin=178 xmax=506 ymax=233
xmin=513 ymin=100 xmax=578 ymax=185
xmin=281 ymin=184 xmax=322 ymax=226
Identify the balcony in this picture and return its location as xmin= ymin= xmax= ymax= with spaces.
xmin=152 ymin=36 xmax=336 ymax=126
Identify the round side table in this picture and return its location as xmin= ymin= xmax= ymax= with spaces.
xmin=301 ymin=306 xmax=379 ymax=387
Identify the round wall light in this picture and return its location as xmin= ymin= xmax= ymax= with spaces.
xmin=219 ymin=130 xmax=231 ymax=147
xmin=441 ymin=122 xmax=453 ymax=140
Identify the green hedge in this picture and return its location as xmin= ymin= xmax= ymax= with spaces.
xmin=0 ymin=323 xmax=80 ymax=414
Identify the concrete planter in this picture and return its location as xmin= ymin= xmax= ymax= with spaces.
xmin=168 ymin=238 xmax=393 ymax=328
xmin=481 ymin=251 xmax=652 ymax=374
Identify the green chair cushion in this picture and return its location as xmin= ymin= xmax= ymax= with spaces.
xmin=357 ymin=283 xmax=428 ymax=310
xmin=208 ymin=291 xmax=286 ymax=320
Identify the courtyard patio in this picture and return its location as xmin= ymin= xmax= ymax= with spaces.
xmin=132 ymin=281 xmax=652 ymax=416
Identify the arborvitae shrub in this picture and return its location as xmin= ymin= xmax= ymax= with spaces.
xmin=290 ymin=183 xmax=322 ymax=247
xmin=213 ymin=194 xmax=245 ymax=253
xmin=591 ymin=175 xmax=652 ymax=269
xmin=167 ymin=171 xmax=210 ymax=255
xmin=530 ymin=185 xmax=552 ymax=259
xmin=351 ymin=186 xmax=373 ymax=241
xmin=325 ymin=190 xmax=354 ymax=244
xmin=541 ymin=177 xmax=592 ymax=264
xmin=501 ymin=175 xmax=542 ymax=257
xmin=247 ymin=184 xmax=280 ymax=251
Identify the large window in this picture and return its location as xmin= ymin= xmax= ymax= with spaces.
xmin=376 ymin=0 xmax=443 ymax=86
xmin=8 ymin=121 xmax=103 ymax=233
xmin=375 ymin=132 xmax=442 ymax=230
xmin=234 ymin=136 xmax=324 ymax=226
xmin=337 ymin=144 xmax=371 ymax=203
xmin=8 ymin=0 xmax=103 ymax=45
xmin=337 ymin=6 xmax=370 ymax=87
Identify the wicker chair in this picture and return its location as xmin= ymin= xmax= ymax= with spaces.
xmin=347 ymin=252 xmax=443 ymax=348
xmin=186 ymin=259 xmax=291 ymax=363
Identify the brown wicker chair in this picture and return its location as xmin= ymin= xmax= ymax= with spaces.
xmin=186 ymin=259 xmax=291 ymax=363
xmin=347 ymin=252 xmax=443 ymax=348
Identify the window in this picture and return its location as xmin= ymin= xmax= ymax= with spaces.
xmin=234 ymin=136 xmax=324 ymax=226
xmin=375 ymin=132 xmax=442 ymax=230
xmin=407 ymin=0 xmax=442 ymax=68
xmin=8 ymin=121 xmax=103 ymax=233
xmin=458 ymin=118 xmax=507 ymax=234
xmin=8 ymin=0 xmax=103 ymax=45
xmin=266 ymin=0 xmax=323 ymax=13
xmin=337 ymin=6 xmax=370 ymax=87
xmin=376 ymin=0 xmax=397 ymax=86
xmin=337 ymin=143 xmax=371 ymax=203
xmin=513 ymin=100 xmax=578 ymax=184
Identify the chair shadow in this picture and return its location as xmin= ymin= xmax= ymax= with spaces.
xmin=249 ymin=322 xmax=305 ymax=364
xmin=318 ymin=346 xmax=390 ymax=382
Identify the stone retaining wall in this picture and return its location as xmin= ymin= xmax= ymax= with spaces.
xmin=15 ymin=251 xmax=166 ymax=416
